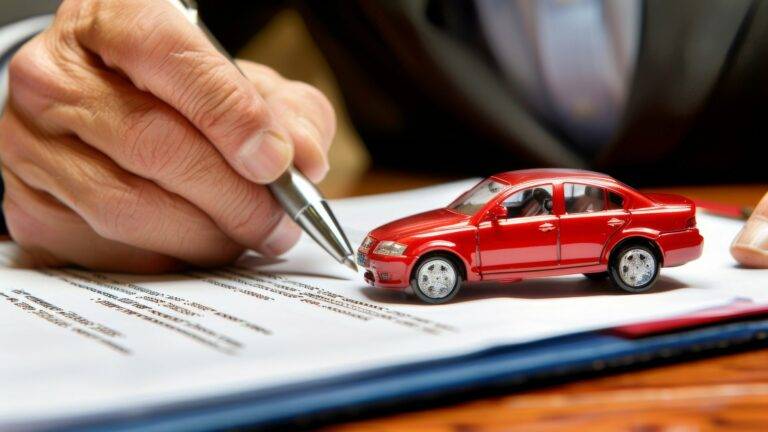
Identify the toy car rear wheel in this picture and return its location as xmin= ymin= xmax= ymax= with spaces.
xmin=608 ymin=244 xmax=660 ymax=293
xmin=411 ymin=255 xmax=461 ymax=304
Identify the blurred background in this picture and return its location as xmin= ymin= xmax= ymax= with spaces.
xmin=3 ymin=0 xmax=767 ymax=199
xmin=194 ymin=0 xmax=768 ymax=198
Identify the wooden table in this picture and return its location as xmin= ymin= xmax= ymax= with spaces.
xmin=321 ymin=172 xmax=768 ymax=432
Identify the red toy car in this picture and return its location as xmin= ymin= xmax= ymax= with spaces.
xmin=358 ymin=169 xmax=703 ymax=304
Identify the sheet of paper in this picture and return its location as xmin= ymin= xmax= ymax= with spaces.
xmin=1 ymin=180 xmax=765 ymax=430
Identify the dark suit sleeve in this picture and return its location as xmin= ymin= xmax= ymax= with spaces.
xmin=197 ymin=0 xmax=286 ymax=54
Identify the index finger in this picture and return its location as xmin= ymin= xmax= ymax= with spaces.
xmin=731 ymin=191 xmax=768 ymax=268
xmin=59 ymin=0 xmax=292 ymax=184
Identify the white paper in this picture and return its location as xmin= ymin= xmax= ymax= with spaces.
xmin=1 ymin=180 xmax=766 ymax=430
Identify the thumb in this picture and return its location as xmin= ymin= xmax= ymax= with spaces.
xmin=731 ymin=191 xmax=768 ymax=268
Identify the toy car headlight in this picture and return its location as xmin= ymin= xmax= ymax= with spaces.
xmin=373 ymin=241 xmax=407 ymax=256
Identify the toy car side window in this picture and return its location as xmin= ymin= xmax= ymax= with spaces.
xmin=564 ymin=183 xmax=606 ymax=213
xmin=607 ymin=191 xmax=624 ymax=210
xmin=502 ymin=185 xmax=554 ymax=218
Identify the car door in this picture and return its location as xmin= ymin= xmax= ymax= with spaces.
xmin=558 ymin=183 xmax=629 ymax=266
xmin=478 ymin=184 xmax=559 ymax=276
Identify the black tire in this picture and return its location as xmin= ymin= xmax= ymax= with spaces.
xmin=584 ymin=272 xmax=608 ymax=280
xmin=608 ymin=243 xmax=660 ymax=293
xmin=410 ymin=254 xmax=462 ymax=304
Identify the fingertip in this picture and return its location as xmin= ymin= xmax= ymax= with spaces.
xmin=731 ymin=215 xmax=768 ymax=268
xmin=731 ymin=244 xmax=768 ymax=268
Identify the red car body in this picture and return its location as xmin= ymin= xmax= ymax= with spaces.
xmin=358 ymin=169 xmax=703 ymax=293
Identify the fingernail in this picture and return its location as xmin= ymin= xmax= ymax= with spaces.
xmin=294 ymin=116 xmax=329 ymax=182
xmin=238 ymin=130 xmax=293 ymax=183
xmin=261 ymin=215 xmax=302 ymax=256
xmin=731 ymin=215 xmax=768 ymax=267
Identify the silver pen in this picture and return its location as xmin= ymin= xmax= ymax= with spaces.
xmin=167 ymin=0 xmax=357 ymax=271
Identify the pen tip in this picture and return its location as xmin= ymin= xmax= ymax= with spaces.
xmin=342 ymin=256 xmax=358 ymax=272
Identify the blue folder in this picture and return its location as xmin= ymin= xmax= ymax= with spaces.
xmin=54 ymin=317 xmax=768 ymax=432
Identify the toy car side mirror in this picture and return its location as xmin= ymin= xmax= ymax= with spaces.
xmin=486 ymin=206 xmax=507 ymax=221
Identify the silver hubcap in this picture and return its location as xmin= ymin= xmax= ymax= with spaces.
xmin=619 ymin=248 xmax=656 ymax=287
xmin=417 ymin=258 xmax=457 ymax=299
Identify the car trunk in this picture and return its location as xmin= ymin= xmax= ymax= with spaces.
xmin=643 ymin=193 xmax=697 ymax=230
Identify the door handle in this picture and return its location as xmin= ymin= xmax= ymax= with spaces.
xmin=607 ymin=218 xmax=624 ymax=227
xmin=538 ymin=222 xmax=556 ymax=232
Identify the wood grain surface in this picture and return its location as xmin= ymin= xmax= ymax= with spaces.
xmin=321 ymin=171 xmax=768 ymax=432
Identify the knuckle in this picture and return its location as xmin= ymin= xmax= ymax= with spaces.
xmin=70 ymin=0 xmax=124 ymax=43
xmin=55 ymin=0 xmax=95 ymax=40
xmin=213 ymin=92 xmax=270 ymax=145
xmin=224 ymin=188 xmax=282 ymax=242
xmin=8 ymin=38 xmax=51 ymax=99
xmin=120 ymin=102 xmax=219 ymax=186
xmin=121 ymin=103 xmax=188 ymax=175
xmin=58 ymin=0 xmax=95 ymax=24
xmin=129 ymin=8 xmax=185 ymax=69
xmin=89 ymin=178 xmax=149 ymax=243
xmin=280 ymin=81 xmax=336 ymax=143
xmin=7 ymin=42 xmax=34 ymax=82
xmin=168 ymin=146 xmax=220 ymax=186
xmin=1 ymin=193 xmax=61 ymax=271
xmin=120 ymin=103 xmax=160 ymax=171
xmin=2 ymin=195 xmax=36 ymax=248
xmin=7 ymin=35 xmax=78 ymax=115
xmin=179 ymin=57 xmax=270 ymax=146
xmin=70 ymin=0 xmax=169 ymax=70
xmin=0 ymin=115 xmax=17 ymax=162
xmin=0 ymin=113 xmax=31 ymax=167
xmin=289 ymin=81 xmax=335 ymax=120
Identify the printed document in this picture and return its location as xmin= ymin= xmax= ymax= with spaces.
xmin=1 ymin=180 xmax=766 ymax=429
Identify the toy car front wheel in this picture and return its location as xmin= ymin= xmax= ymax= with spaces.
xmin=608 ymin=244 xmax=660 ymax=293
xmin=411 ymin=255 xmax=461 ymax=304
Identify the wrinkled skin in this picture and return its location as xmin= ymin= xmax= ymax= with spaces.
xmin=0 ymin=0 xmax=336 ymax=272
xmin=0 ymin=0 xmax=764 ymax=273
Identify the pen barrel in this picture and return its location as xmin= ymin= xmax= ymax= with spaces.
xmin=268 ymin=168 xmax=323 ymax=217
xmin=270 ymin=169 xmax=355 ymax=263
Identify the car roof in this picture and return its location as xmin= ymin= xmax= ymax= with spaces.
xmin=490 ymin=169 xmax=623 ymax=187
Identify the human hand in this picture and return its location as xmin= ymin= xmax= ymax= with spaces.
xmin=0 ymin=0 xmax=336 ymax=272
xmin=731 ymin=192 xmax=768 ymax=268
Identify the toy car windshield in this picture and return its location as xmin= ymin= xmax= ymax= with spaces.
xmin=448 ymin=178 xmax=508 ymax=216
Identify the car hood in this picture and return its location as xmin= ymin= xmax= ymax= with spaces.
xmin=369 ymin=209 xmax=471 ymax=241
